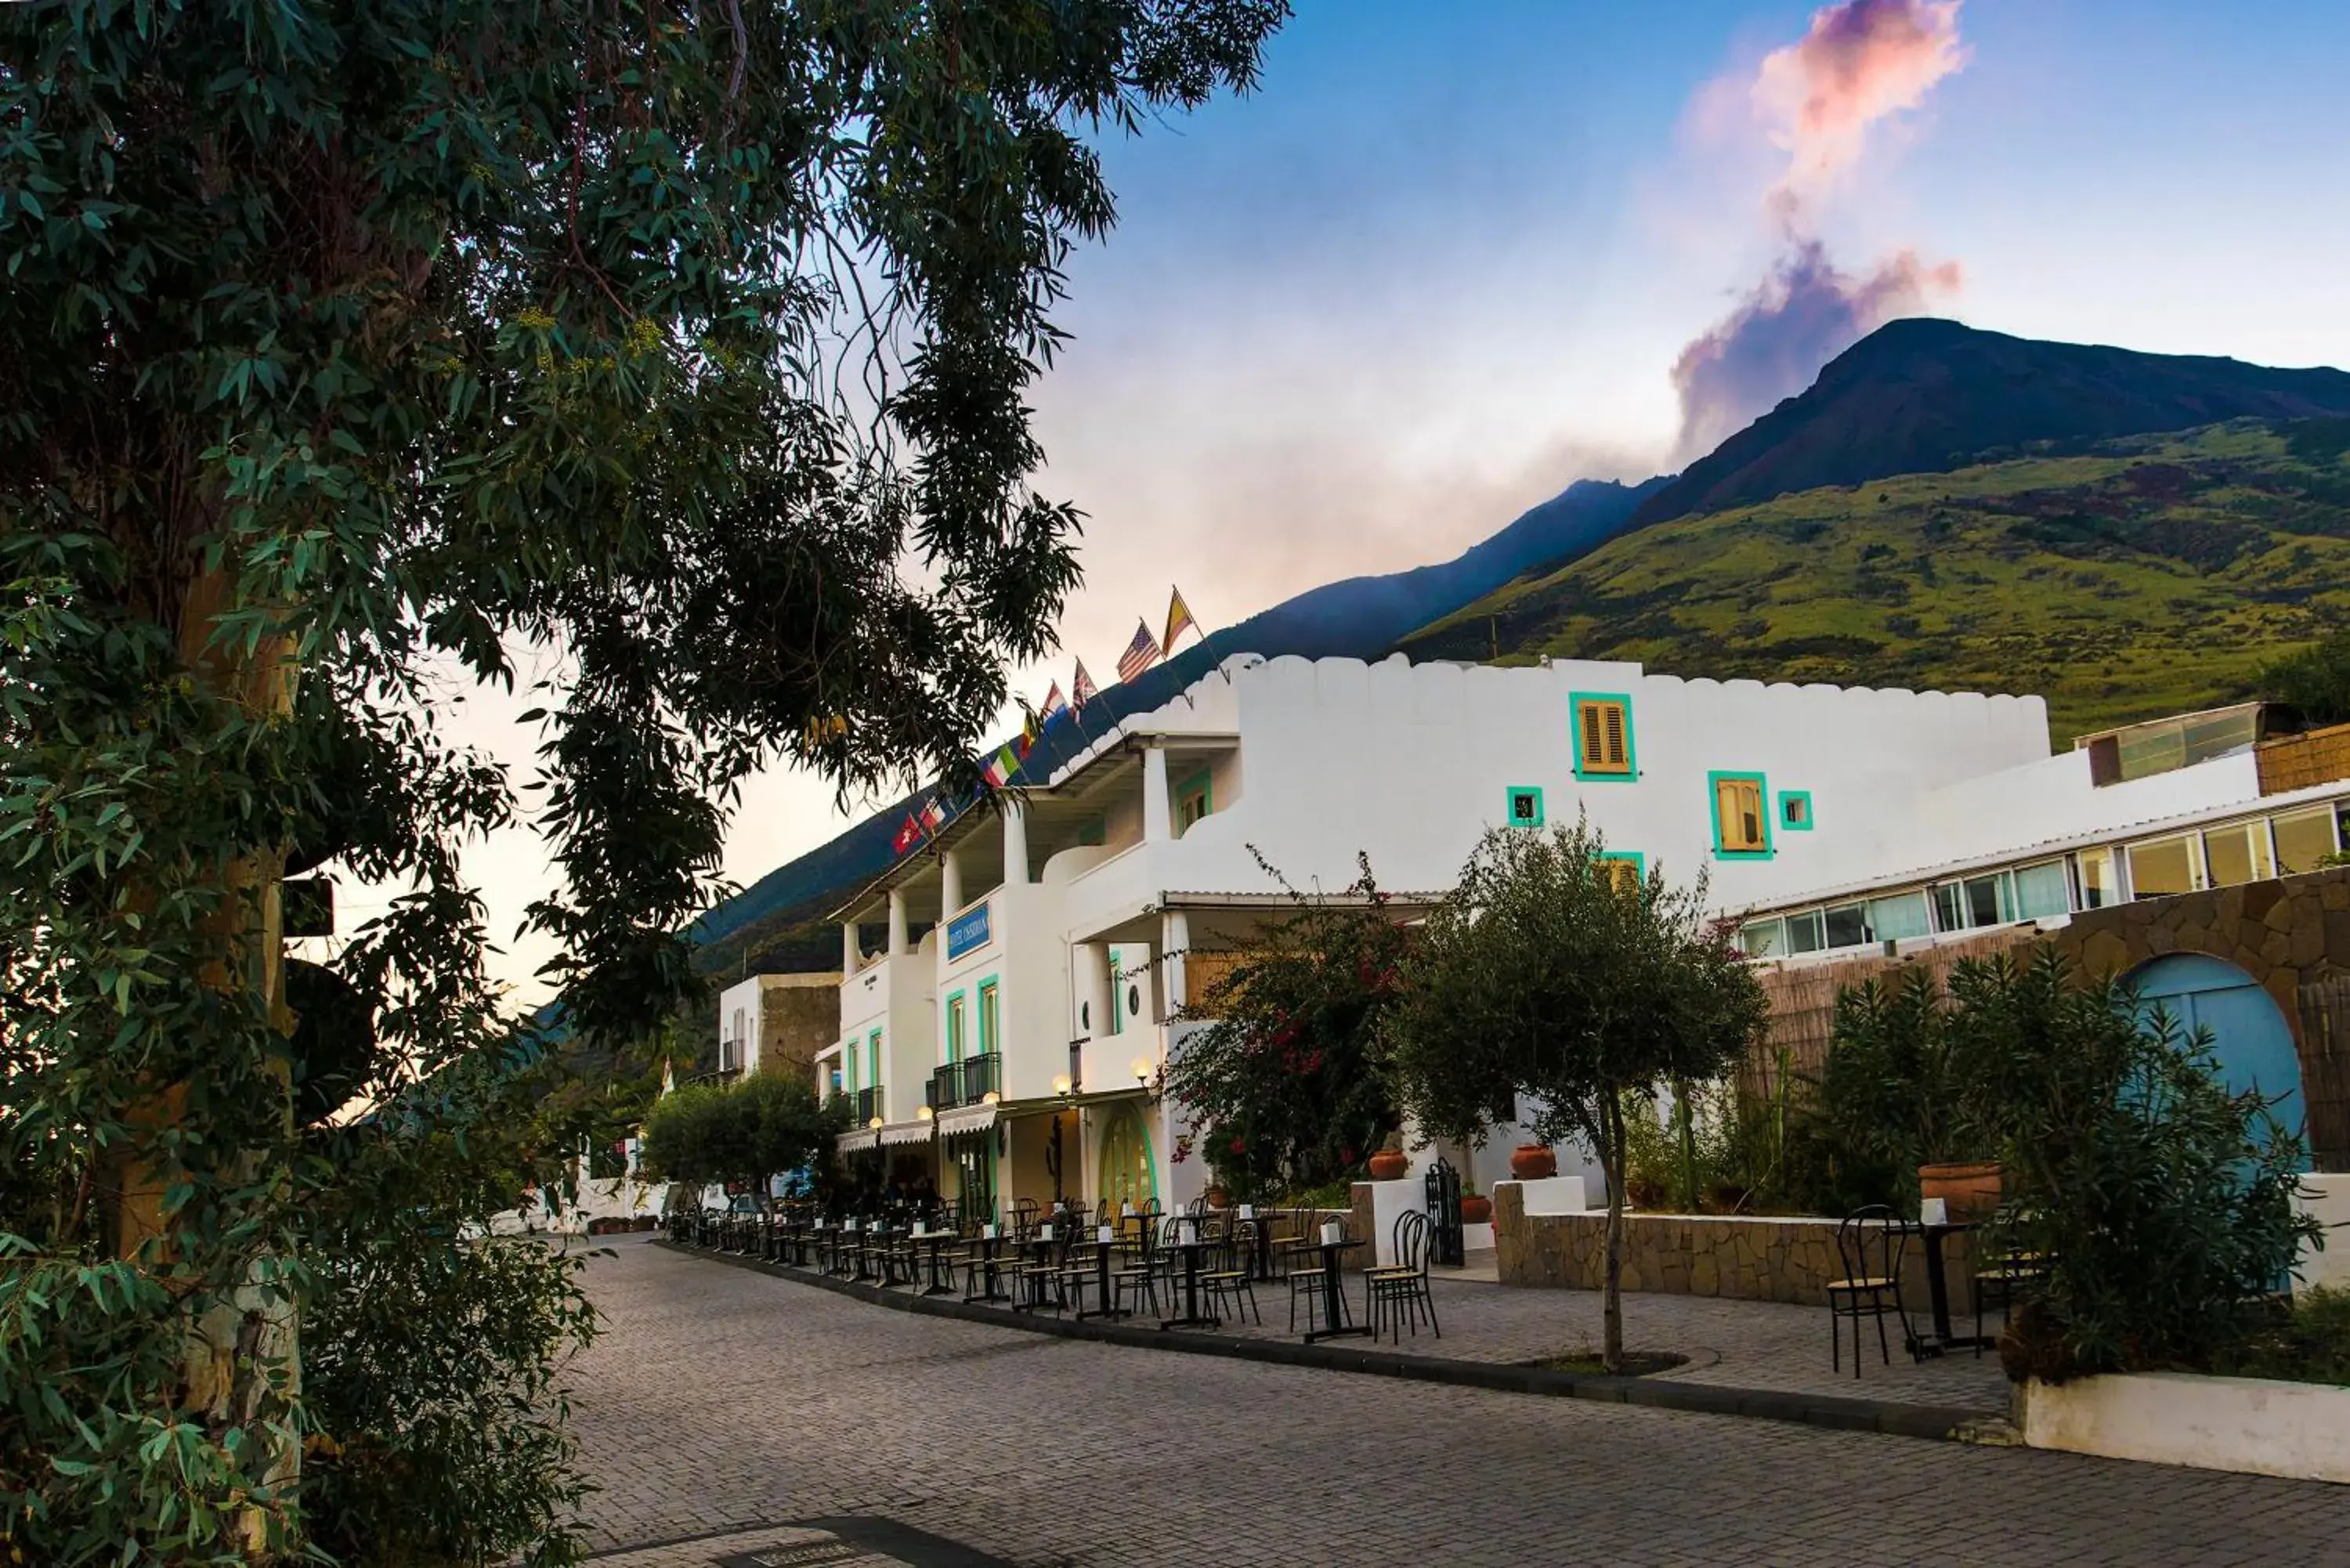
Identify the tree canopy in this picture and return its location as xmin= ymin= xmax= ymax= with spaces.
xmin=0 ymin=2 xmax=1286 ymax=1559
xmin=1382 ymin=821 xmax=1766 ymax=1367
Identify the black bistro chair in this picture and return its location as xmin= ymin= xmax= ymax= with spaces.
xmin=1828 ymin=1205 xmax=1918 ymax=1376
xmin=1972 ymin=1210 xmax=2053 ymax=1354
xmin=1365 ymin=1209 xmax=1441 ymax=1344
xmin=1108 ymin=1212 xmax=1165 ymax=1317
xmin=1199 ymin=1219 xmax=1262 ymax=1326
xmin=1287 ymin=1214 xmax=1347 ymax=1332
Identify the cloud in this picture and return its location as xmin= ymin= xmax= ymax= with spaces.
xmin=1671 ymin=242 xmax=1961 ymax=461
xmin=1668 ymin=0 xmax=1971 ymax=459
xmin=1756 ymin=0 xmax=1970 ymax=219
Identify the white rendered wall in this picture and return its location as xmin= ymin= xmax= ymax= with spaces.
xmin=1070 ymin=654 xmax=2052 ymax=927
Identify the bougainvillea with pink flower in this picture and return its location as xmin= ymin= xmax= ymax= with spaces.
xmin=1164 ymin=851 xmax=1408 ymax=1198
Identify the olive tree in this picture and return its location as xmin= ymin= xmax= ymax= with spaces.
xmin=1382 ymin=822 xmax=1767 ymax=1371
xmin=0 ymin=2 xmax=1287 ymax=1559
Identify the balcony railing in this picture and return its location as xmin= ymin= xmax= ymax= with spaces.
xmin=927 ymin=1052 xmax=1002 ymax=1111
xmin=851 ymin=1086 xmax=884 ymax=1124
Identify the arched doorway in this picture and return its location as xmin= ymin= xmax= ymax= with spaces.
xmin=1096 ymin=1101 xmax=1156 ymax=1213
xmin=2131 ymin=953 xmax=2307 ymax=1162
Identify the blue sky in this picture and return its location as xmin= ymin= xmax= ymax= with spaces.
xmin=458 ymin=2 xmax=2350 ymax=1000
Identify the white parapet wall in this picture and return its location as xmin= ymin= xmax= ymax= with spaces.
xmin=2020 ymin=1372 xmax=2350 ymax=1484
xmin=1504 ymin=1176 xmax=1590 ymax=1216
xmin=2297 ymin=1173 xmax=2350 ymax=1290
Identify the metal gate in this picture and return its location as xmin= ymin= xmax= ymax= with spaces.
xmin=1424 ymin=1155 xmax=1465 ymax=1267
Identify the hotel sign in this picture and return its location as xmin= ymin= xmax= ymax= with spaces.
xmin=945 ymin=901 xmax=992 ymax=960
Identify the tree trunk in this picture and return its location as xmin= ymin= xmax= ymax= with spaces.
xmin=1601 ymin=1092 xmax=1626 ymax=1373
xmin=110 ymin=565 xmax=300 ymax=1558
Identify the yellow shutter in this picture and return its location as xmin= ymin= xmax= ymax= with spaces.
xmin=1578 ymin=700 xmax=1630 ymax=775
xmin=1716 ymin=778 xmax=1764 ymax=851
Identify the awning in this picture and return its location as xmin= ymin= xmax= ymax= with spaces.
xmin=935 ymin=1104 xmax=997 ymax=1137
xmin=878 ymin=1121 xmax=935 ymax=1147
xmin=834 ymin=1129 xmax=878 ymax=1154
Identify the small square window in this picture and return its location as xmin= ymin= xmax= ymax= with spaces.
xmin=1506 ymin=786 xmax=1545 ymax=828
xmin=1780 ymin=790 xmax=1814 ymax=831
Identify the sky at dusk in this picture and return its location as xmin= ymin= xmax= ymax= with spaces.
xmin=428 ymin=1 xmax=2350 ymax=1003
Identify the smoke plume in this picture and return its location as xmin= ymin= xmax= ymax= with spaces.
xmin=1672 ymin=243 xmax=1961 ymax=461
xmin=1672 ymin=0 xmax=1969 ymax=461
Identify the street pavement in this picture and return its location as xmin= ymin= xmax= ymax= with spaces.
xmin=568 ymin=1237 xmax=2350 ymax=1566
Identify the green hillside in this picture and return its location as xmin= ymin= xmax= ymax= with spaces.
xmin=1399 ymin=419 xmax=2350 ymax=740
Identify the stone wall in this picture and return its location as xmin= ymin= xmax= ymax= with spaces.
xmin=1492 ymin=1183 xmax=1972 ymax=1306
xmin=2052 ymin=868 xmax=2350 ymax=1169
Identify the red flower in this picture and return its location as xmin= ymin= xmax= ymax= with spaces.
xmin=1228 ymin=1135 xmax=1247 ymax=1156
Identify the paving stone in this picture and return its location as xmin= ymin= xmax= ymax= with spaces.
xmin=569 ymin=1238 xmax=2350 ymax=1566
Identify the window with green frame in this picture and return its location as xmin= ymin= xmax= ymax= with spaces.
xmin=1175 ymin=769 xmax=1212 ymax=835
xmin=1571 ymin=692 xmax=1636 ymax=780
xmin=945 ymin=992 xmax=967 ymax=1063
xmin=977 ymin=978 xmax=1000 ymax=1056
xmin=1105 ymin=948 xmax=1123 ymax=1036
xmin=866 ymin=1030 xmax=881 ymax=1092
xmin=1596 ymin=850 xmax=1644 ymax=893
xmin=1709 ymin=771 xmax=1772 ymax=858
xmin=1505 ymin=785 xmax=1545 ymax=828
xmin=844 ymin=1042 xmax=858 ymax=1092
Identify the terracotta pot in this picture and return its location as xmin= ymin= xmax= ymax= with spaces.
xmin=1205 ymin=1186 xmax=1230 ymax=1210
xmin=1459 ymin=1194 xmax=1493 ymax=1226
xmin=1919 ymin=1160 xmax=2004 ymax=1220
xmin=1508 ymin=1144 xmax=1557 ymax=1181
xmin=1368 ymin=1149 xmax=1411 ymax=1181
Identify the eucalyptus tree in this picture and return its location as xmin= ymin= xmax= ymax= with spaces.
xmin=0 ymin=2 xmax=1287 ymax=1559
xmin=1382 ymin=822 xmax=1767 ymax=1371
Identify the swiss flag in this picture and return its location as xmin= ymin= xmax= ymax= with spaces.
xmin=891 ymin=811 xmax=923 ymax=854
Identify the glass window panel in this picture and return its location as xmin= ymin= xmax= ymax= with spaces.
xmin=1823 ymin=903 xmax=1871 ymax=948
xmin=1964 ymin=874 xmax=2005 ymax=927
xmin=1739 ymin=919 xmax=1784 ymax=957
xmin=2013 ymin=861 xmax=2071 ymax=920
xmin=1716 ymin=776 xmax=1766 ymax=851
xmin=2275 ymin=809 xmax=2339 ymax=876
xmin=1785 ymin=911 xmax=1826 ymax=953
xmin=1930 ymin=883 xmax=1963 ymax=932
xmin=2203 ymin=823 xmax=2270 ymax=888
xmin=1869 ymin=892 xmax=1932 ymax=942
xmin=2077 ymin=848 xmax=2119 ymax=909
xmin=2128 ymin=836 xmax=2197 ymax=898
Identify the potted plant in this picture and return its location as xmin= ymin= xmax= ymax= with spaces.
xmin=1368 ymin=1146 xmax=1411 ymax=1181
xmin=1459 ymin=1183 xmax=1492 ymax=1226
xmin=1509 ymin=1143 xmax=1556 ymax=1180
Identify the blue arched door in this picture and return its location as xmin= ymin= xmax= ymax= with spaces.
xmin=2130 ymin=954 xmax=2307 ymax=1165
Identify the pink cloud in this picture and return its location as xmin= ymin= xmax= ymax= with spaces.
xmin=1755 ymin=0 xmax=1970 ymax=214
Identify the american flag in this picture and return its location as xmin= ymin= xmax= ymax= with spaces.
xmin=1115 ymin=619 xmax=1161 ymax=685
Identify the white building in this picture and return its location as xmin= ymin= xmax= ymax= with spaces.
xmin=819 ymin=651 xmax=2114 ymax=1214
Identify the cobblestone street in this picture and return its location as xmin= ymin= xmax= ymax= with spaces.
xmin=569 ymin=1237 xmax=2350 ymax=1566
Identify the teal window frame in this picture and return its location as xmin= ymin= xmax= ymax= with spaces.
xmin=1174 ymin=769 xmax=1213 ymax=835
xmin=1570 ymin=691 xmax=1638 ymax=782
xmin=866 ymin=1029 xmax=881 ymax=1094
xmin=844 ymin=1041 xmax=858 ymax=1093
xmin=1779 ymin=789 xmax=1816 ymax=832
xmin=976 ymin=977 xmax=1000 ymax=1056
xmin=1505 ymin=785 xmax=1546 ymax=829
xmin=1708 ymin=770 xmax=1775 ymax=860
xmin=944 ymin=988 xmax=967 ymax=1064
xmin=1106 ymin=947 xmax=1123 ymax=1037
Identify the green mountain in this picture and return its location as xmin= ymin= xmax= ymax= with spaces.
xmin=1401 ymin=419 xmax=2350 ymax=739
xmin=1629 ymin=318 xmax=2350 ymax=532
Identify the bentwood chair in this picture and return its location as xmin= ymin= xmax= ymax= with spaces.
xmin=1828 ymin=1205 xmax=1918 ymax=1376
xmin=1287 ymin=1214 xmax=1347 ymax=1332
xmin=1199 ymin=1217 xmax=1262 ymax=1326
xmin=1365 ymin=1209 xmax=1440 ymax=1344
xmin=1109 ymin=1214 xmax=1163 ymax=1317
xmin=1972 ymin=1210 xmax=2053 ymax=1355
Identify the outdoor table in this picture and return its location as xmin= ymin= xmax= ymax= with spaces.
xmin=1905 ymin=1220 xmax=1994 ymax=1357
xmin=1303 ymin=1238 xmax=1370 ymax=1342
xmin=1066 ymin=1238 xmax=1130 ymax=1321
xmin=908 ymin=1232 xmax=958 ymax=1297
xmin=962 ymin=1234 xmax=1011 ymax=1305
xmin=1158 ymin=1234 xmax=1221 ymax=1331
